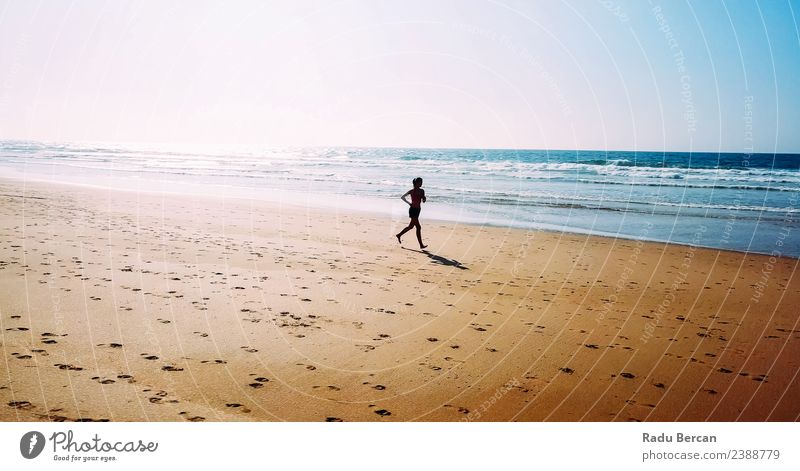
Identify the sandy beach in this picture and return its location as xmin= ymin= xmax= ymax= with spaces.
xmin=1 ymin=177 xmax=798 ymax=422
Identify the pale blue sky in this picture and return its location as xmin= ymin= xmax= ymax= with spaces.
xmin=0 ymin=0 xmax=798 ymax=152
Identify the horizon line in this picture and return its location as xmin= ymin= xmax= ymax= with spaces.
xmin=0 ymin=137 xmax=797 ymax=157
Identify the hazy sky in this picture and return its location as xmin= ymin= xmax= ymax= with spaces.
xmin=1 ymin=0 xmax=798 ymax=152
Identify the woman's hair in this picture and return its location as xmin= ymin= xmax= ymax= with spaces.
xmin=413 ymin=177 xmax=423 ymax=187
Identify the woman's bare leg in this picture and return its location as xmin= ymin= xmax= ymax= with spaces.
xmin=415 ymin=221 xmax=426 ymax=249
xmin=396 ymin=220 xmax=415 ymax=243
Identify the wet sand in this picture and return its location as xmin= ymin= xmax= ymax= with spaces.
xmin=1 ymin=177 xmax=798 ymax=422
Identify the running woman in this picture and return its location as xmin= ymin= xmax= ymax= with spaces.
xmin=396 ymin=177 xmax=427 ymax=249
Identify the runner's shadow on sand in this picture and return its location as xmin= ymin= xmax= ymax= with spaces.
xmin=402 ymin=247 xmax=469 ymax=270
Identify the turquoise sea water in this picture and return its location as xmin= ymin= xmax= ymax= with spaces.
xmin=1 ymin=141 xmax=798 ymax=257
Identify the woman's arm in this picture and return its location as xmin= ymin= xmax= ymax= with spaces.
xmin=421 ymin=189 xmax=427 ymax=203
xmin=400 ymin=190 xmax=411 ymax=206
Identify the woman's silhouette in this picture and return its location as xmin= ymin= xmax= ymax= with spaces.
xmin=396 ymin=177 xmax=427 ymax=249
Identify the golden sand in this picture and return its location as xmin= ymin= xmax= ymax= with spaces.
xmin=1 ymin=178 xmax=798 ymax=421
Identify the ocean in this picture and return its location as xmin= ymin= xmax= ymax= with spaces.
xmin=1 ymin=140 xmax=798 ymax=257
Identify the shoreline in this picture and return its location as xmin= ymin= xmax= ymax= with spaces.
xmin=1 ymin=176 xmax=798 ymax=421
xmin=1 ymin=175 xmax=795 ymax=262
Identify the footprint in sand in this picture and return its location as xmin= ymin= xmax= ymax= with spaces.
xmin=38 ymin=413 xmax=69 ymax=422
xmin=8 ymin=400 xmax=34 ymax=410
xmin=620 ymin=372 xmax=636 ymax=379
xmin=374 ymin=409 xmax=391 ymax=417
xmin=226 ymin=403 xmax=252 ymax=413
xmin=248 ymin=377 xmax=270 ymax=388
xmin=241 ymin=346 xmax=258 ymax=353
xmin=141 ymin=354 xmax=159 ymax=360
xmin=148 ymin=390 xmax=173 ymax=404
xmin=55 ymin=363 xmax=83 ymax=371
xmin=559 ymin=367 xmax=574 ymax=374
xmin=161 ymin=365 xmax=184 ymax=372
xmin=325 ymin=417 xmax=343 ymax=422
xmin=178 ymin=412 xmax=205 ymax=422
